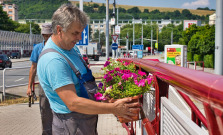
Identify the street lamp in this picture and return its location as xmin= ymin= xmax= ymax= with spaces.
xmin=126 ymin=14 xmax=135 ymax=45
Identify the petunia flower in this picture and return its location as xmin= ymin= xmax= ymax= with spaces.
xmin=138 ymin=71 xmax=147 ymax=76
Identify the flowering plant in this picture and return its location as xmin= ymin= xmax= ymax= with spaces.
xmin=94 ymin=58 xmax=153 ymax=101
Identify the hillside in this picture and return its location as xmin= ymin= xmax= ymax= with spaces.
xmin=71 ymin=1 xmax=215 ymax=16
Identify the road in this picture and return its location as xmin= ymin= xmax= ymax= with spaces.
xmin=0 ymin=57 xmax=106 ymax=92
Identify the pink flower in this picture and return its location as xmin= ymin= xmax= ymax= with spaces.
xmin=94 ymin=92 xmax=103 ymax=101
xmin=138 ymin=79 xmax=146 ymax=87
xmin=118 ymin=82 xmax=122 ymax=85
xmin=104 ymin=61 xmax=110 ymax=67
xmin=138 ymin=71 xmax=146 ymax=76
xmin=134 ymin=79 xmax=139 ymax=85
xmin=122 ymin=73 xmax=131 ymax=80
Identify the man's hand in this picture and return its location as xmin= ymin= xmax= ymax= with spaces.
xmin=27 ymin=87 xmax=32 ymax=96
xmin=112 ymin=98 xmax=140 ymax=121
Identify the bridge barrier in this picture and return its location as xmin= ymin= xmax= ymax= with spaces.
xmin=120 ymin=58 xmax=223 ymax=135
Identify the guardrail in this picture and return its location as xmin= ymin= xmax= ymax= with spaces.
xmin=2 ymin=66 xmax=31 ymax=100
xmin=121 ymin=58 xmax=223 ymax=135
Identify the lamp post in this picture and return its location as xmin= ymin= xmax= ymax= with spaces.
xmin=126 ymin=14 xmax=135 ymax=46
xmin=106 ymin=0 xmax=109 ymax=59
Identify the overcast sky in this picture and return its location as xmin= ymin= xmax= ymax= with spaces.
xmin=74 ymin=0 xmax=216 ymax=10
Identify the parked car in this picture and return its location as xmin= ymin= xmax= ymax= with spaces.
xmin=82 ymin=54 xmax=89 ymax=65
xmin=10 ymin=52 xmax=21 ymax=59
xmin=0 ymin=54 xmax=12 ymax=69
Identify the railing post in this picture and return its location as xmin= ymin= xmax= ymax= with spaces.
xmin=2 ymin=68 xmax=6 ymax=101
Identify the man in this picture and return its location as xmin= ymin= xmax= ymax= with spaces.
xmin=27 ymin=23 xmax=53 ymax=135
xmin=37 ymin=4 xmax=139 ymax=135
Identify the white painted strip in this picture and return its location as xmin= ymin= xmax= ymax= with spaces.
xmin=14 ymin=77 xmax=24 ymax=82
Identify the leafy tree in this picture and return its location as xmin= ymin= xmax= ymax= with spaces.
xmin=98 ymin=4 xmax=106 ymax=13
xmin=0 ymin=5 xmax=17 ymax=31
xmin=118 ymin=7 xmax=126 ymax=13
xmin=182 ymin=9 xmax=192 ymax=19
xmin=127 ymin=7 xmax=141 ymax=14
xmin=144 ymin=9 xmax=149 ymax=13
xmin=15 ymin=22 xmax=41 ymax=34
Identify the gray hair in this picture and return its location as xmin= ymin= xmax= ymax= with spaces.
xmin=52 ymin=3 xmax=89 ymax=34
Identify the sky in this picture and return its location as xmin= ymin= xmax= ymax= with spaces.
xmin=75 ymin=0 xmax=216 ymax=10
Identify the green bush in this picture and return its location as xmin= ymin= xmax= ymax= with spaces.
xmin=187 ymin=52 xmax=193 ymax=62
xmin=204 ymin=54 xmax=214 ymax=68
xmin=194 ymin=54 xmax=203 ymax=66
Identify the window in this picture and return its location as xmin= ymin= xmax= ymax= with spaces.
xmin=100 ymin=30 xmax=104 ymax=33
xmin=100 ymin=25 xmax=103 ymax=28
xmin=8 ymin=11 xmax=12 ymax=14
xmin=8 ymin=6 xmax=12 ymax=9
xmin=3 ymin=6 xmax=5 ymax=9
xmin=94 ymin=25 xmax=98 ymax=28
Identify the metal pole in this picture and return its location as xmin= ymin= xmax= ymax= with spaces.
xmin=79 ymin=0 xmax=83 ymax=11
xmin=127 ymin=32 xmax=129 ymax=50
xmin=151 ymin=29 xmax=153 ymax=55
xmin=106 ymin=0 xmax=109 ymax=59
xmin=133 ymin=18 xmax=135 ymax=45
xmin=215 ymin=0 xmax=223 ymax=75
xmin=141 ymin=23 xmax=143 ymax=45
xmin=2 ymin=69 xmax=6 ymax=101
xmin=171 ymin=30 xmax=173 ymax=45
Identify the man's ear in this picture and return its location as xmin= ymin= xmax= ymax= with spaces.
xmin=56 ymin=25 xmax=63 ymax=39
xmin=56 ymin=25 xmax=62 ymax=35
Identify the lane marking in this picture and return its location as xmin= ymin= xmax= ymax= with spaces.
xmin=15 ymin=77 xmax=24 ymax=82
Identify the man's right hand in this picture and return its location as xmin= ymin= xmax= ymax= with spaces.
xmin=112 ymin=97 xmax=140 ymax=121
xmin=27 ymin=87 xmax=32 ymax=96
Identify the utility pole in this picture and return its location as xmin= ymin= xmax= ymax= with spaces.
xmin=106 ymin=0 xmax=109 ymax=59
xmin=79 ymin=0 xmax=83 ymax=11
xmin=141 ymin=23 xmax=143 ymax=45
xmin=151 ymin=28 xmax=153 ymax=55
xmin=133 ymin=18 xmax=135 ymax=45
xmin=215 ymin=0 xmax=223 ymax=75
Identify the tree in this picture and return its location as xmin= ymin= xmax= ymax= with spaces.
xmin=15 ymin=22 xmax=41 ymax=34
xmin=144 ymin=9 xmax=149 ymax=13
xmin=127 ymin=7 xmax=141 ymax=14
xmin=0 ymin=5 xmax=17 ymax=31
xmin=182 ymin=9 xmax=192 ymax=19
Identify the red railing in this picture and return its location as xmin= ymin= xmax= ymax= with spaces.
xmin=121 ymin=58 xmax=223 ymax=135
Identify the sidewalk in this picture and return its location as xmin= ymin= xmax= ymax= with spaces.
xmin=1 ymin=85 xmax=128 ymax=135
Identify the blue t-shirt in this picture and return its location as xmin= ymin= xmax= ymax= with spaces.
xmin=30 ymin=41 xmax=45 ymax=63
xmin=37 ymin=37 xmax=87 ymax=114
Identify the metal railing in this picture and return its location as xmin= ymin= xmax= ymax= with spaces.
xmin=2 ymin=66 xmax=31 ymax=100
xmin=120 ymin=58 xmax=223 ymax=135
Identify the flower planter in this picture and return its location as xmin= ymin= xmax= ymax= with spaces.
xmin=114 ymin=95 xmax=141 ymax=123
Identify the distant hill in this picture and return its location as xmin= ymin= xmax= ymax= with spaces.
xmin=71 ymin=1 xmax=215 ymax=16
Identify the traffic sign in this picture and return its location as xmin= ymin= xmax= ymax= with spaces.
xmin=155 ymin=43 xmax=158 ymax=48
xmin=111 ymin=43 xmax=118 ymax=50
xmin=132 ymin=45 xmax=144 ymax=50
xmin=76 ymin=24 xmax=89 ymax=46
xmin=111 ymin=34 xmax=119 ymax=42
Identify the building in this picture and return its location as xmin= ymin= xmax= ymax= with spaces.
xmin=0 ymin=1 xmax=18 ymax=21
xmin=209 ymin=13 xmax=216 ymax=25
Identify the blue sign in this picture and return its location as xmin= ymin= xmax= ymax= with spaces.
xmin=137 ymin=51 xmax=143 ymax=59
xmin=111 ymin=43 xmax=118 ymax=50
xmin=132 ymin=45 xmax=144 ymax=50
xmin=76 ymin=25 xmax=89 ymax=46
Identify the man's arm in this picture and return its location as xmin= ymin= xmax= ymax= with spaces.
xmin=27 ymin=62 xmax=37 ymax=96
xmin=56 ymin=84 xmax=140 ymax=120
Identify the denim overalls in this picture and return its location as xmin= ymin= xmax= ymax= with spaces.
xmin=39 ymin=48 xmax=98 ymax=135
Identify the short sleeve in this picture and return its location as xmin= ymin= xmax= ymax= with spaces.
xmin=45 ymin=58 xmax=74 ymax=91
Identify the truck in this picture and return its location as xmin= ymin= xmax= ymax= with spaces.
xmin=76 ymin=42 xmax=101 ymax=61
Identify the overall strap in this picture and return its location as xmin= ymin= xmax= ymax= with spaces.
xmin=73 ymin=49 xmax=88 ymax=68
xmin=39 ymin=48 xmax=81 ymax=78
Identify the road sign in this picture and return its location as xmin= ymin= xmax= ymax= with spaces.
xmin=132 ymin=45 xmax=143 ymax=50
xmin=115 ymin=25 xmax=121 ymax=34
xmin=111 ymin=34 xmax=119 ymax=42
xmin=111 ymin=43 xmax=118 ymax=50
xmin=155 ymin=43 xmax=158 ymax=48
xmin=76 ymin=24 xmax=89 ymax=46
